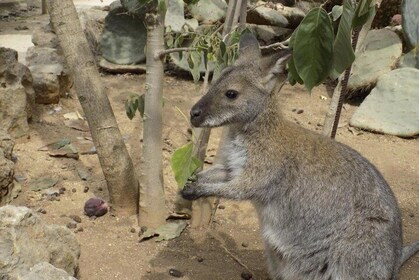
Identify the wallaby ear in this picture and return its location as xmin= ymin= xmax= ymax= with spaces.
xmin=261 ymin=50 xmax=292 ymax=94
xmin=237 ymin=33 xmax=261 ymax=61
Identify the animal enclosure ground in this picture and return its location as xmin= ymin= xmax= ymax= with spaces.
xmin=4 ymin=13 xmax=419 ymax=280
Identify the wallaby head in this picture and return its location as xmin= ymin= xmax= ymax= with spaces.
xmin=190 ymin=33 xmax=291 ymax=128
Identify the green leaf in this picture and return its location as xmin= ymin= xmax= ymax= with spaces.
xmin=125 ymin=94 xmax=139 ymax=120
xmin=352 ymin=0 xmax=375 ymax=28
xmin=137 ymin=94 xmax=145 ymax=118
xmin=171 ymin=142 xmax=202 ymax=188
xmin=331 ymin=5 xmax=343 ymax=21
xmin=332 ymin=0 xmax=355 ymax=75
xmin=287 ymin=55 xmax=303 ymax=85
xmin=166 ymin=34 xmax=174 ymax=48
xmin=293 ymin=7 xmax=334 ymax=91
xmin=402 ymin=0 xmax=419 ymax=48
xmin=190 ymin=51 xmax=201 ymax=83
xmin=157 ymin=0 xmax=166 ymax=12
xmin=219 ymin=41 xmax=226 ymax=58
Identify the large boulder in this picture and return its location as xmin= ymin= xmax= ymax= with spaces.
xmin=100 ymin=2 xmax=147 ymax=65
xmin=348 ymin=29 xmax=402 ymax=94
xmin=77 ymin=7 xmax=108 ymax=56
xmin=0 ymin=129 xmax=15 ymax=206
xmin=350 ymin=68 xmax=419 ymax=137
xmin=0 ymin=205 xmax=80 ymax=279
xmin=26 ymin=47 xmax=72 ymax=104
xmin=0 ymin=47 xmax=35 ymax=138
xmin=20 ymin=262 xmax=77 ymax=280
xmin=31 ymin=24 xmax=59 ymax=49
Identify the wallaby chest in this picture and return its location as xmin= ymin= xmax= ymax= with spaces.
xmin=223 ymin=133 xmax=247 ymax=180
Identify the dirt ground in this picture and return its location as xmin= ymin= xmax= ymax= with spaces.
xmin=2 ymin=9 xmax=419 ymax=280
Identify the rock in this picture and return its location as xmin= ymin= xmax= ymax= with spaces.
xmin=120 ymin=0 xmax=146 ymax=16
xmin=0 ymin=129 xmax=15 ymax=206
xmin=187 ymin=0 xmax=228 ymax=23
xmin=100 ymin=4 xmax=147 ymax=65
xmin=348 ymin=29 xmax=402 ymax=93
xmin=166 ymin=0 xmax=187 ymax=33
xmin=247 ymin=6 xmax=289 ymax=27
xmin=399 ymin=49 xmax=419 ymax=69
xmin=78 ymin=7 xmax=108 ymax=56
xmin=350 ymin=68 xmax=419 ymax=137
xmin=26 ymin=47 xmax=72 ymax=104
xmin=0 ymin=47 xmax=35 ymax=137
xmin=271 ymin=4 xmax=306 ymax=28
xmin=31 ymin=24 xmax=59 ymax=48
xmin=247 ymin=24 xmax=291 ymax=44
xmin=20 ymin=262 xmax=77 ymax=280
xmin=99 ymin=57 xmax=146 ymax=74
xmin=0 ymin=205 xmax=80 ymax=278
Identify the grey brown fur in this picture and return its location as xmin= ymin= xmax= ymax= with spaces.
xmin=181 ymin=33 xmax=419 ymax=280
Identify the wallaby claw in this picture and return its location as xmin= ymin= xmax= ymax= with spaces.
xmin=187 ymin=175 xmax=198 ymax=182
xmin=180 ymin=183 xmax=201 ymax=201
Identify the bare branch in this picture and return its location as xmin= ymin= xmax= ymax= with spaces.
xmin=261 ymin=38 xmax=290 ymax=50
xmin=155 ymin=47 xmax=197 ymax=59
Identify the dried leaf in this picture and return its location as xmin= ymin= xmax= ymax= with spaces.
xmin=140 ymin=221 xmax=187 ymax=242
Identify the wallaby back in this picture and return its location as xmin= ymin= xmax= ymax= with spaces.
xmin=181 ymin=33 xmax=418 ymax=280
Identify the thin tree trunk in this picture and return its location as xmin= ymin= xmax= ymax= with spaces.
xmin=139 ymin=9 xmax=167 ymax=228
xmin=47 ymin=0 xmax=138 ymax=215
xmin=322 ymin=0 xmax=381 ymax=138
xmin=191 ymin=67 xmax=214 ymax=228
xmin=41 ymin=0 xmax=47 ymax=14
xmin=190 ymin=1 xmax=246 ymax=228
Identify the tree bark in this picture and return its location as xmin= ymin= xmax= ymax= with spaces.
xmin=190 ymin=1 xmax=246 ymax=228
xmin=41 ymin=0 xmax=47 ymax=14
xmin=322 ymin=0 xmax=380 ymax=138
xmin=139 ymin=9 xmax=167 ymax=228
xmin=47 ymin=0 xmax=139 ymax=215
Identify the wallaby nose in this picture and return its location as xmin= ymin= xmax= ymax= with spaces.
xmin=190 ymin=107 xmax=202 ymax=119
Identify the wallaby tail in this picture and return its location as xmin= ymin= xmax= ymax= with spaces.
xmin=400 ymin=241 xmax=419 ymax=265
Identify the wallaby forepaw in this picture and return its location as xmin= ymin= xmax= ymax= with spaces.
xmin=180 ymin=182 xmax=201 ymax=201
xmin=187 ymin=174 xmax=198 ymax=182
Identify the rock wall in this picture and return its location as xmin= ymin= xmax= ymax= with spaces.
xmin=0 ymin=129 xmax=15 ymax=206
xmin=0 ymin=47 xmax=34 ymax=138
xmin=0 ymin=205 xmax=80 ymax=279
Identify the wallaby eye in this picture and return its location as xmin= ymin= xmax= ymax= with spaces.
xmin=225 ymin=90 xmax=238 ymax=99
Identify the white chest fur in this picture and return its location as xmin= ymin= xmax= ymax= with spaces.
xmin=224 ymin=134 xmax=247 ymax=179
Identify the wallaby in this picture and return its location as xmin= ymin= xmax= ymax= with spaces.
xmin=181 ymin=33 xmax=419 ymax=280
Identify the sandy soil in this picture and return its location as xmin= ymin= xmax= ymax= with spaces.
xmin=2 ymin=6 xmax=419 ymax=280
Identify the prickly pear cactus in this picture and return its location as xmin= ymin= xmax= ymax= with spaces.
xmin=350 ymin=68 xmax=419 ymax=137
xmin=347 ymin=29 xmax=402 ymax=93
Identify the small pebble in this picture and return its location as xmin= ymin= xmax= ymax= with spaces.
xmin=66 ymin=221 xmax=77 ymax=229
xmin=59 ymin=187 xmax=66 ymax=194
xmin=72 ymin=188 xmax=77 ymax=193
xmin=241 ymin=242 xmax=249 ymax=248
xmin=76 ymin=227 xmax=84 ymax=232
xmin=130 ymin=228 xmax=136 ymax=233
xmin=70 ymin=215 xmax=82 ymax=223
xmin=140 ymin=226 xmax=148 ymax=234
xmin=197 ymin=256 xmax=204 ymax=262
xmin=218 ymin=205 xmax=225 ymax=210
xmin=168 ymin=268 xmax=183 ymax=278
xmin=409 ymin=213 xmax=415 ymax=218
xmin=98 ymin=187 xmax=103 ymax=191
xmin=296 ymin=109 xmax=304 ymax=114
xmin=37 ymin=208 xmax=47 ymax=214
xmin=83 ymin=186 xmax=89 ymax=193
xmin=241 ymin=271 xmax=253 ymax=280
xmin=292 ymin=108 xmax=297 ymax=112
